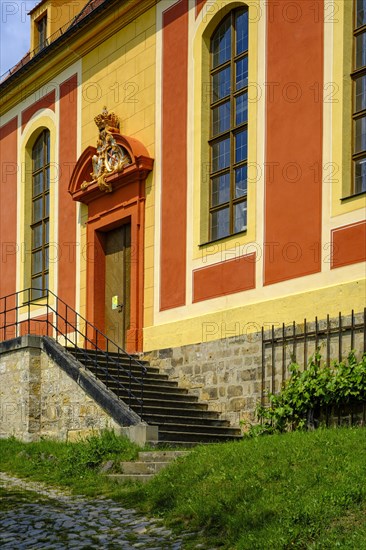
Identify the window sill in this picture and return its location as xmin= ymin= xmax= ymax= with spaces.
xmin=340 ymin=191 xmax=366 ymax=202
xmin=199 ymin=229 xmax=247 ymax=248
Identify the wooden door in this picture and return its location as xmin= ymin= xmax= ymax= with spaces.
xmin=104 ymin=225 xmax=131 ymax=349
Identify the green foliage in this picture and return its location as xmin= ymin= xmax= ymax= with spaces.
xmin=62 ymin=429 xmax=139 ymax=476
xmin=1 ymin=429 xmax=366 ymax=548
xmin=253 ymin=351 xmax=366 ymax=434
xmin=133 ymin=429 xmax=366 ymax=549
xmin=0 ymin=430 xmax=140 ymax=493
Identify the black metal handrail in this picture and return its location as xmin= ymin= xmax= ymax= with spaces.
xmin=0 ymin=288 xmax=146 ymax=416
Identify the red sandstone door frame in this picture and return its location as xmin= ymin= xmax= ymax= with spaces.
xmin=86 ymin=197 xmax=145 ymax=353
xmin=68 ymin=133 xmax=154 ymax=354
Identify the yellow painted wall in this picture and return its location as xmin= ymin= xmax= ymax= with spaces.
xmin=80 ymin=6 xmax=156 ymax=327
xmin=78 ymin=204 xmax=89 ymax=321
xmin=144 ymin=278 xmax=366 ymax=350
xmin=30 ymin=1 xmax=89 ymax=53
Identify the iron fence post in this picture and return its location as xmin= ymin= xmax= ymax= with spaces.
xmin=28 ymin=289 xmax=31 ymax=335
xmin=339 ymin=312 xmax=342 ymax=362
xmin=129 ymin=357 xmax=132 ymax=409
xmin=16 ymin=292 xmax=19 ymax=338
xmin=261 ymin=327 xmax=265 ymax=406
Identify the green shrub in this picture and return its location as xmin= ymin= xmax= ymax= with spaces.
xmin=252 ymin=351 xmax=366 ymax=434
xmin=62 ymin=429 xmax=139 ymax=476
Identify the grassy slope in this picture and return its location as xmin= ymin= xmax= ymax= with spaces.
xmin=1 ymin=428 xmax=366 ymax=549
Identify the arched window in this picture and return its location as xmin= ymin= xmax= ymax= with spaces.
xmin=31 ymin=130 xmax=50 ymax=299
xmin=353 ymin=0 xmax=366 ymax=194
xmin=209 ymin=8 xmax=249 ymax=240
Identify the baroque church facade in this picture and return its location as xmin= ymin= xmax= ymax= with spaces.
xmin=0 ymin=0 xmax=365 ymax=437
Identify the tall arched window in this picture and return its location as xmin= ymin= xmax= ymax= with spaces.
xmin=353 ymin=0 xmax=366 ymax=194
xmin=31 ymin=130 xmax=50 ymax=299
xmin=209 ymin=8 xmax=248 ymax=240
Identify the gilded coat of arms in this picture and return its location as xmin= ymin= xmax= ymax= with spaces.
xmin=81 ymin=107 xmax=131 ymax=192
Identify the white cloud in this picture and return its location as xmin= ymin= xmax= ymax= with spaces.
xmin=0 ymin=0 xmax=39 ymax=76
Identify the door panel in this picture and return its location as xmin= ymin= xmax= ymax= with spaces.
xmin=104 ymin=225 xmax=131 ymax=349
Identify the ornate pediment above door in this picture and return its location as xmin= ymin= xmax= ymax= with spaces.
xmin=68 ymin=107 xmax=154 ymax=205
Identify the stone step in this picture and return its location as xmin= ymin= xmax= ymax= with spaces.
xmin=156 ymin=423 xmax=241 ymax=436
xmin=107 ymin=473 xmax=154 ymax=484
xmin=66 ymin=348 xmax=156 ymax=373
xmin=66 ymin=347 xmax=147 ymax=362
xmin=66 ymin=346 xmax=243 ymax=445
xmin=105 ymin=451 xmax=190 ymax=483
xmin=82 ymin=360 xmax=158 ymax=374
xmin=87 ymin=370 xmax=175 ymax=386
xmin=140 ymin=406 xmax=220 ymax=420
xmin=138 ymin=450 xmax=190 ymax=462
xmin=85 ymin=350 xmax=146 ymax=362
xmin=134 ymin=398 xmax=209 ymax=411
xmin=120 ymin=389 xmax=199 ymax=403
xmin=151 ymin=441 xmax=208 ymax=448
xmin=158 ymin=429 xmax=241 ymax=443
xmin=72 ymin=357 xmax=160 ymax=376
xmin=143 ymin=413 xmax=231 ymax=427
xmin=118 ymin=461 xmax=170 ymax=474
xmin=93 ymin=378 xmax=187 ymax=395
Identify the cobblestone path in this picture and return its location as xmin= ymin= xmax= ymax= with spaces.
xmin=0 ymin=472 xmax=197 ymax=549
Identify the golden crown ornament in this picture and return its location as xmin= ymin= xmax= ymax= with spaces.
xmin=94 ymin=106 xmax=120 ymax=132
xmin=81 ymin=107 xmax=131 ymax=193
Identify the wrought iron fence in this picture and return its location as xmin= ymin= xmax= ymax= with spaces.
xmin=0 ymin=288 xmax=146 ymax=415
xmin=261 ymin=309 xmax=366 ymax=405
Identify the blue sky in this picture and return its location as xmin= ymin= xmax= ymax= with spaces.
xmin=0 ymin=1 xmax=39 ymax=76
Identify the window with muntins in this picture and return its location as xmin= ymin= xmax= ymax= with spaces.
xmin=37 ymin=15 xmax=47 ymax=51
xmin=31 ymin=130 xmax=50 ymax=299
xmin=209 ymin=8 xmax=249 ymax=241
xmin=353 ymin=0 xmax=366 ymax=194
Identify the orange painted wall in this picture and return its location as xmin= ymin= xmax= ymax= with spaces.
xmin=0 ymin=117 xmax=18 ymax=301
xmin=58 ymin=75 xmax=78 ymax=308
xmin=196 ymin=0 xmax=207 ymax=17
xmin=19 ymin=313 xmax=53 ymax=337
xmin=264 ymin=0 xmax=323 ymax=285
xmin=193 ymin=254 xmax=256 ymax=303
xmin=331 ymin=221 xmax=366 ymax=269
xmin=160 ymin=0 xmax=188 ymax=311
xmin=21 ymin=91 xmax=55 ymax=130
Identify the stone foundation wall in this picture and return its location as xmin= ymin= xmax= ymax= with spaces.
xmin=0 ymin=347 xmax=33 ymax=441
xmin=0 ymin=337 xmax=121 ymax=442
xmin=143 ymin=312 xmax=365 ymax=427
xmin=39 ymin=349 xmax=122 ymax=441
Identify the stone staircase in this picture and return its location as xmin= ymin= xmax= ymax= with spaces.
xmin=107 ymin=450 xmax=190 ymax=483
xmin=66 ymin=348 xmax=242 ymax=445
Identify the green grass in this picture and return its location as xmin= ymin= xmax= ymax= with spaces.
xmin=0 ymin=430 xmax=141 ymax=497
xmin=1 ymin=428 xmax=366 ymax=548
